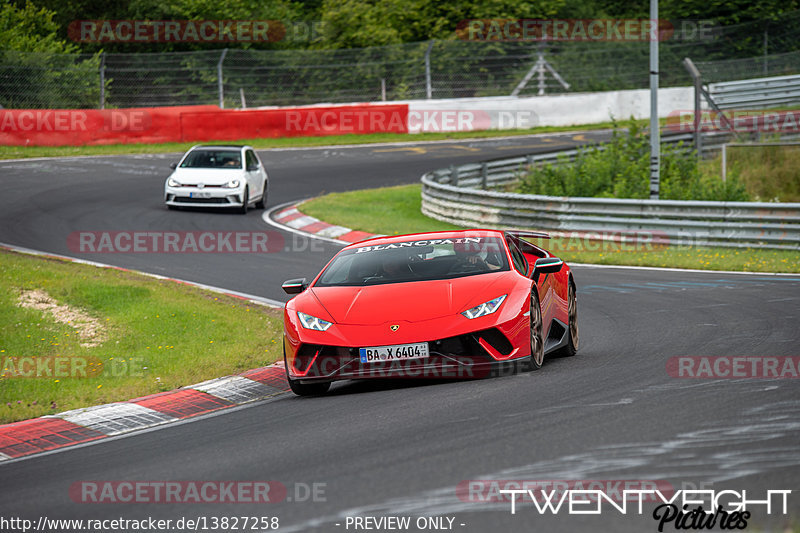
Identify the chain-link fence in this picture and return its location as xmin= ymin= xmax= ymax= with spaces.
xmin=2 ymin=12 xmax=799 ymax=109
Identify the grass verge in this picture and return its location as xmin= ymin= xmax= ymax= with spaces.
xmin=0 ymin=120 xmax=633 ymax=161
xmin=0 ymin=249 xmax=284 ymax=424
xmin=301 ymin=184 xmax=800 ymax=273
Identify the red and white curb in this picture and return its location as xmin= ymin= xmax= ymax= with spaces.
xmin=0 ymin=242 xmax=293 ymax=462
xmin=0 ymin=364 xmax=289 ymax=461
xmin=265 ymin=202 xmax=380 ymax=245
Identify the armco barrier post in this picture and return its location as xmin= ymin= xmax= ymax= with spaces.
xmin=99 ymin=52 xmax=106 ymax=110
xmin=218 ymin=49 xmax=228 ymax=109
xmin=683 ymin=57 xmax=703 ymax=158
xmin=425 ymin=40 xmax=434 ymax=99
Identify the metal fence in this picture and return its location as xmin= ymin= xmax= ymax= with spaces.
xmin=420 ymin=134 xmax=800 ymax=250
xmin=2 ymin=11 xmax=800 ymax=109
xmin=708 ymin=74 xmax=800 ymax=109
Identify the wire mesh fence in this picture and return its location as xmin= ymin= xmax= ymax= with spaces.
xmin=1 ymin=12 xmax=799 ymax=109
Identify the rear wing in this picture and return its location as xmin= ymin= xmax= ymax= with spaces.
xmin=505 ymin=230 xmax=550 ymax=240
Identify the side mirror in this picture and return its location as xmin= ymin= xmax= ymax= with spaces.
xmin=169 ymin=162 xmax=177 ymax=170
xmin=532 ymin=257 xmax=563 ymax=282
xmin=282 ymin=278 xmax=308 ymax=294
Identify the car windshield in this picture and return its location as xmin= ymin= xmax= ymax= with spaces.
xmin=180 ymin=149 xmax=242 ymax=169
xmin=316 ymin=237 xmax=509 ymax=287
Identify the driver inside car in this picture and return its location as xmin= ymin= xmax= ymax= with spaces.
xmin=380 ymin=251 xmax=416 ymax=279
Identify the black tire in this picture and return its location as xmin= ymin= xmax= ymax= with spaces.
xmin=238 ymin=186 xmax=249 ymax=214
xmin=526 ymin=289 xmax=544 ymax=371
xmin=167 ymin=204 xmax=178 ymax=211
xmin=555 ymin=281 xmax=579 ymax=357
xmin=254 ymin=182 xmax=267 ymax=209
xmin=287 ymin=375 xmax=331 ymax=396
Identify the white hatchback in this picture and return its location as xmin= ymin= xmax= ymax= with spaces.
xmin=164 ymin=145 xmax=269 ymax=214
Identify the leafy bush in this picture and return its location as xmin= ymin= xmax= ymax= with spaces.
xmin=516 ymin=119 xmax=750 ymax=201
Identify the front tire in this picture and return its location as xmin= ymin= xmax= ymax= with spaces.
xmin=526 ymin=289 xmax=544 ymax=371
xmin=254 ymin=181 xmax=267 ymax=209
xmin=238 ymin=186 xmax=249 ymax=214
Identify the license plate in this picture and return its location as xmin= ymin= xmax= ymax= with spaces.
xmin=359 ymin=342 xmax=429 ymax=363
xmin=190 ymin=192 xmax=211 ymax=198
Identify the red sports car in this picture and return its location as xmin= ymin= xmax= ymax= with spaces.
xmin=282 ymin=229 xmax=578 ymax=396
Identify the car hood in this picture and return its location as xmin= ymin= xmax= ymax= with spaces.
xmin=169 ymin=167 xmax=244 ymax=186
xmin=309 ymin=273 xmax=513 ymax=325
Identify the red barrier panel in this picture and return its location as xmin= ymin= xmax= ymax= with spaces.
xmin=0 ymin=104 xmax=410 ymax=146
xmin=179 ymin=104 xmax=409 ymax=141
xmin=0 ymin=106 xmax=218 ymax=146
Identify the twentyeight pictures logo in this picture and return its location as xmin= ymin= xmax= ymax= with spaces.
xmin=496 ymin=487 xmax=791 ymax=531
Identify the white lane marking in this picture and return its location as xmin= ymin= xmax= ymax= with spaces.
xmin=277 ymin=397 xmax=800 ymax=533
xmin=263 ymin=206 xmax=799 ymax=278
xmin=0 ymin=129 xmax=606 ymax=164
xmin=0 ymin=242 xmax=286 ymax=308
xmin=570 ymin=262 xmax=800 ymax=277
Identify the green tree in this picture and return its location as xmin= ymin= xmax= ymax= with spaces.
xmin=1 ymin=0 xmax=77 ymax=52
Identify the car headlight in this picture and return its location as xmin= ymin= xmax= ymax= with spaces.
xmin=462 ymin=295 xmax=507 ymax=319
xmin=298 ymin=311 xmax=333 ymax=331
xmin=224 ymin=179 xmax=241 ymax=188
xmin=167 ymin=178 xmax=180 ymax=187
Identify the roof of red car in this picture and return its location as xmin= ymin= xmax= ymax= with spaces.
xmin=344 ymin=229 xmax=505 ymax=250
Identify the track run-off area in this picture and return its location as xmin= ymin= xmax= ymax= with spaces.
xmin=0 ymin=132 xmax=798 ymax=533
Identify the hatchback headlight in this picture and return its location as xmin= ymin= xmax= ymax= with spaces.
xmin=298 ymin=311 xmax=333 ymax=331
xmin=462 ymin=295 xmax=507 ymax=319
xmin=167 ymin=177 xmax=180 ymax=187
xmin=224 ymin=179 xmax=241 ymax=188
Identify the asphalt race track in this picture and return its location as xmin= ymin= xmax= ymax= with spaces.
xmin=0 ymin=132 xmax=798 ymax=533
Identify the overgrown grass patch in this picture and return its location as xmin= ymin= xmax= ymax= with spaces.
xmin=700 ymin=143 xmax=800 ymax=203
xmin=0 ymin=249 xmax=284 ymax=424
xmin=301 ymin=184 xmax=800 ymax=273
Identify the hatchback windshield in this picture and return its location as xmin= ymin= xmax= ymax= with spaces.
xmin=180 ymin=150 xmax=242 ymax=169
xmin=316 ymin=237 xmax=509 ymax=286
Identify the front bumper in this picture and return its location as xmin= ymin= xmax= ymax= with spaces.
xmin=285 ymin=322 xmax=529 ymax=384
xmin=165 ymin=186 xmax=245 ymax=208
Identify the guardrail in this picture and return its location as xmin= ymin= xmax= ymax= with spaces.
xmin=709 ymin=74 xmax=800 ymax=110
xmin=421 ymin=134 xmax=800 ymax=250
